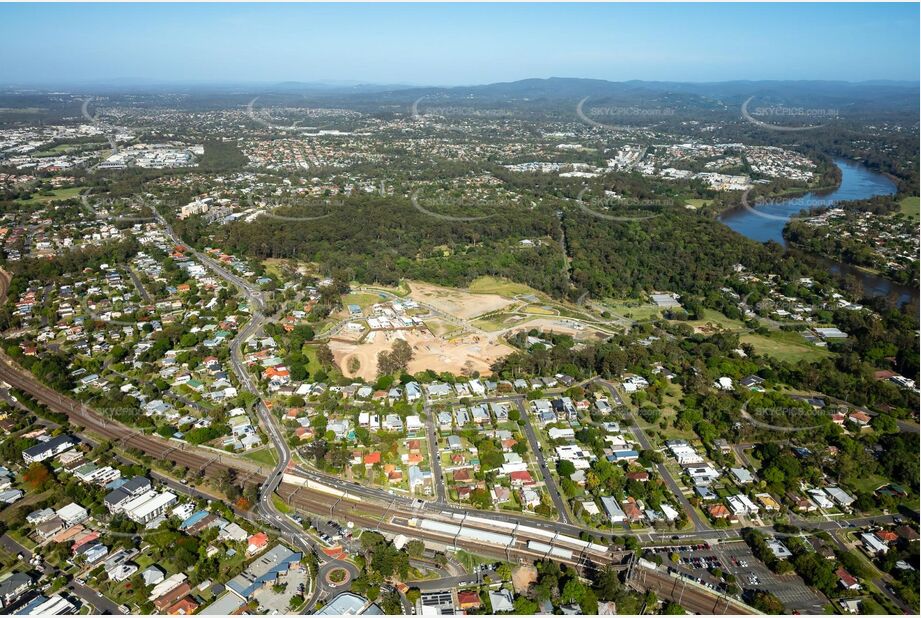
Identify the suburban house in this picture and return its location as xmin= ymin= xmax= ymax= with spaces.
xmin=22 ymin=434 xmax=78 ymax=463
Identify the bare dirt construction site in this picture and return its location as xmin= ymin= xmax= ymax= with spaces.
xmin=407 ymin=281 xmax=517 ymax=320
xmin=329 ymin=329 xmax=513 ymax=381
xmin=327 ymin=279 xmax=610 ymax=379
xmin=327 ymin=280 xmax=522 ymax=380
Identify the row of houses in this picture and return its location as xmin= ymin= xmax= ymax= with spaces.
xmin=437 ymin=402 xmax=512 ymax=429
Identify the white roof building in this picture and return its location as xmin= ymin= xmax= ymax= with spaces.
xmin=660 ymin=504 xmax=680 ymax=521
xmin=56 ymin=503 xmax=88 ymax=526
xmin=600 ymin=496 xmax=626 ymax=523
xmin=825 ymin=486 xmax=855 ymax=508
xmin=727 ymin=494 xmax=759 ymax=516
xmin=124 ymin=491 xmax=177 ymax=524
xmin=860 ymin=532 xmax=889 ymax=554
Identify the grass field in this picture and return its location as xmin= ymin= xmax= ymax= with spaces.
xmin=522 ymin=304 xmax=557 ymax=315
xmin=243 ymin=446 xmax=279 ymax=467
xmin=684 ymin=198 xmax=711 ymax=209
xmin=467 ymin=275 xmax=537 ymax=298
xmin=685 ymin=308 xmax=748 ymax=333
xmin=342 ymin=292 xmax=384 ymax=310
xmin=898 ymin=196 xmax=920 ymax=219
xmin=740 ymin=330 xmax=832 ymax=363
xmin=0 ymin=107 xmax=44 ymax=114
xmin=471 ymin=312 xmax=529 ymax=332
xmin=301 ymin=344 xmax=322 ymax=376
xmin=846 ymin=472 xmax=889 ymax=495
xmin=32 ymin=142 xmax=107 ymax=157
xmin=454 ymin=550 xmax=494 ymax=571
xmin=15 ymin=186 xmax=84 ymax=204
xmin=261 ymin=258 xmax=287 ymax=279
xmin=272 ymin=493 xmax=292 ymax=514
xmin=0 ymin=489 xmax=51 ymax=525
xmin=32 ymin=144 xmax=76 ymax=156
xmin=363 ymin=281 xmax=412 ymax=297
xmin=668 ymin=309 xmax=748 ymax=333
xmin=602 ymin=298 xmax=663 ymax=321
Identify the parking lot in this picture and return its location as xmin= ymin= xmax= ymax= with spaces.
xmin=715 ymin=542 xmax=826 ymax=613
xmin=298 ymin=515 xmax=355 ymax=547
xmin=645 ymin=540 xmax=827 ymax=613
xmin=253 ymin=565 xmax=309 ymax=613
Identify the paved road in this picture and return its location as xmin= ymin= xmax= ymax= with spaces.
xmin=0 ymin=533 xmax=32 ymax=561
xmin=593 ymin=379 xmax=710 ymax=533
xmin=0 ymin=532 xmax=123 ymax=614
xmin=126 ymin=266 xmax=151 ymax=304
xmin=513 ymin=398 xmax=573 ymax=524
xmin=424 ymin=392 xmax=575 ymax=522
xmin=154 ymin=205 xmax=358 ymax=609
xmin=410 ymin=569 xmax=497 ymax=591
xmin=826 ymin=529 xmax=912 ymax=613
xmin=421 ymin=402 xmax=447 ymax=503
xmin=69 ymin=580 xmax=123 ymax=615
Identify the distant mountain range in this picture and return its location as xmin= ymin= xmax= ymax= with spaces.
xmin=2 ymin=77 xmax=916 ymax=115
xmin=263 ymin=77 xmax=920 ymax=112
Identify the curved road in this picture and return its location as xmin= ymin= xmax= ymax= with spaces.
xmin=152 ymin=205 xmax=357 ymax=609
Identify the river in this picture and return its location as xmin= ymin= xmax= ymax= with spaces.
xmin=720 ymin=158 xmax=916 ymax=306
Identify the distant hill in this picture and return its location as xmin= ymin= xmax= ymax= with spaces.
xmin=2 ymin=77 xmax=915 ymax=117
xmin=369 ymin=77 xmax=919 ymax=110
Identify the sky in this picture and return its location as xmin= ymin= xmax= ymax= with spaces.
xmin=1 ymin=2 xmax=918 ymax=86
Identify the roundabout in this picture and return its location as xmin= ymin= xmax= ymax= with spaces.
xmin=323 ymin=566 xmax=352 ymax=588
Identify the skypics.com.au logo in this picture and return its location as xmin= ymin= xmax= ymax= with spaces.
xmin=253 ymin=195 xmax=339 ymax=223
xmin=246 ymin=96 xmax=317 ymax=132
xmin=739 ymin=397 xmax=842 ymax=432
xmin=741 ymin=96 xmax=838 ymax=132
xmin=411 ymin=96 xmax=515 ymax=120
xmin=736 ymin=188 xmax=836 ymax=223
xmin=409 ymin=191 xmax=494 ymax=222
xmin=576 ymin=97 xmax=675 ymax=131
xmin=575 ymin=188 xmax=671 ymax=222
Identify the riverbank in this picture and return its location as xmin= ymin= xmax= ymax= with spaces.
xmin=719 ymin=158 xmax=897 ymax=243
xmin=717 ymin=158 xmax=918 ymax=306
xmin=784 ymin=233 xmax=918 ymax=291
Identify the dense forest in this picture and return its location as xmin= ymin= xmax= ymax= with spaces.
xmin=562 ymin=210 xmax=777 ymax=299
xmin=187 ymin=194 xmax=573 ymax=296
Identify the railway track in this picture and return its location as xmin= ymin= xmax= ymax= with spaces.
xmin=1 ymin=268 xmax=759 ymax=612
xmin=0 ymin=349 xmax=270 ymax=484
xmin=625 ymin=561 xmax=759 ymax=615
xmin=280 ymin=482 xmax=626 ymax=572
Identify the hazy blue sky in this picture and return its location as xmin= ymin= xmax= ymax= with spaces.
xmin=1 ymin=2 xmax=918 ymax=85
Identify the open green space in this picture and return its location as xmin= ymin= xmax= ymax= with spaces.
xmin=898 ymin=196 xmax=919 ymax=219
xmin=301 ymin=344 xmax=322 ymax=376
xmin=15 ymin=186 xmax=84 ymax=204
xmin=243 ymin=446 xmax=279 ymax=467
xmin=602 ymin=298 xmax=662 ymax=321
xmin=272 ymin=493 xmax=292 ymax=514
xmin=522 ymin=305 xmax=558 ymax=315
xmin=454 ymin=550 xmax=494 ymax=572
xmin=342 ymin=292 xmax=383 ymax=311
xmin=471 ymin=312 xmax=529 ymax=332
xmin=685 ymin=308 xmax=748 ymax=332
xmin=467 ymin=275 xmax=538 ymax=298
xmin=740 ymin=330 xmax=833 ymax=363
xmin=32 ymin=142 xmax=107 ymax=157
xmin=423 ymin=318 xmax=463 ymax=338
xmin=261 ymin=258 xmax=287 ymax=279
